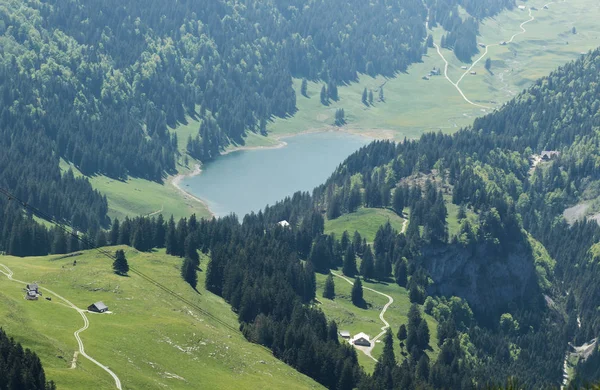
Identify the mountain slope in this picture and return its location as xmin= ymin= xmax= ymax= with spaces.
xmin=0 ymin=248 xmax=321 ymax=389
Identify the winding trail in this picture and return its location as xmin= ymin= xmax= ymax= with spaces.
xmin=401 ymin=218 xmax=408 ymax=234
xmin=331 ymin=271 xmax=394 ymax=361
xmin=432 ymin=1 xmax=566 ymax=109
xmin=0 ymin=264 xmax=122 ymax=389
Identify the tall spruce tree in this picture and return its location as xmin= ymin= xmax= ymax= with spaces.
xmin=360 ymin=245 xmax=375 ymax=280
xmin=301 ymin=78 xmax=308 ymax=97
xmin=181 ymin=256 xmax=198 ymax=289
xmin=113 ymin=249 xmax=129 ymax=275
xmin=323 ymin=273 xmax=336 ymax=299
xmin=351 ymin=277 xmax=363 ymax=306
xmin=394 ymin=258 xmax=408 ymax=287
xmin=342 ymin=246 xmax=358 ymax=277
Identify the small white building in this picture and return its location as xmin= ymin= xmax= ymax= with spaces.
xmin=339 ymin=330 xmax=351 ymax=339
xmin=277 ymin=220 xmax=290 ymax=228
xmin=518 ymin=5 xmax=526 ymax=10
xmin=351 ymin=332 xmax=371 ymax=347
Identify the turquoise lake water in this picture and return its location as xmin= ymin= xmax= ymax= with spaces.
xmin=183 ymin=132 xmax=370 ymax=218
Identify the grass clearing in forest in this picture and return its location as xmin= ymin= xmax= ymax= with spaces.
xmin=324 ymin=208 xmax=405 ymax=242
xmin=0 ymin=248 xmax=321 ymax=390
xmin=315 ymin=273 xmax=439 ymax=374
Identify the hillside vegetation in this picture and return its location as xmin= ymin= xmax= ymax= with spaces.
xmin=0 ymin=248 xmax=320 ymax=389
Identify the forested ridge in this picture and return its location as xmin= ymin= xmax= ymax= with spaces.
xmin=0 ymin=328 xmax=55 ymax=390
xmin=11 ymin=48 xmax=596 ymax=388
xmin=0 ymin=0 xmax=519 ymax=251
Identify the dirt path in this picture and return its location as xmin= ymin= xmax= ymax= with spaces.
xmin=401 ymin=218 xmax=408 ymax=234
xmin=0 ymin=264 xmax=123 ymax=390
xmin=433 ymin=42 xmax=491 ymax=110
xmin=433 ymin=1 xmax=567 ymax=109
xmin=330 ymin=271 xmax=394 ymax=361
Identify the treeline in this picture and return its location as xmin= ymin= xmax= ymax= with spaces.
xmin=0 ymin=328 xmax=56 ymax=390
xmin=427 ymin=0 xmax=514 ymax=61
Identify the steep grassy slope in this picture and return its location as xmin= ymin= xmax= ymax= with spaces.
xmin=0 ymin=248 xmax=321 ymax=390
xmin=315 ymin=273 xmax=439 ymax=374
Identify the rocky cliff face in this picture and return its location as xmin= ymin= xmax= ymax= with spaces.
xmin=423 ymin=241 xmax=541 ymax=317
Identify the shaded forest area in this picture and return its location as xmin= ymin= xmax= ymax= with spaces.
xmin=0 ymin=328 xmax=56 ymax=390
xmin=0 ymin=0 xmax=517 ymax=249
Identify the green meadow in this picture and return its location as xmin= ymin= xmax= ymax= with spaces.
xmin=324 ymin=208 xmax=406 ymax=243
xmin=0 ymin=249 xmax=321 ymax=390
xmin=267 ymin=0 xmax=599 ymax=142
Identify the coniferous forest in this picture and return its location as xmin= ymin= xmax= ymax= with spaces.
xmin=0 ymin=328 xmax=55 ymax=390
xmin=4 ymin=0 xmax=600 ymax=388
xmin=10 ymin=48 xmax=595 ymax=388
xmin=0 ymin=0 xmax=516 ymax=250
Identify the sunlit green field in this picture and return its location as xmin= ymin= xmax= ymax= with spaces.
xmin=0 ymin=249 xmax=321 ymax=390
xmin=268 ymin=0 xmax=599 ymax=141
xmin=324 ymin=208 xmax=406 ymax=243
xmin=315 ymin=272 xmax=439 ymax=374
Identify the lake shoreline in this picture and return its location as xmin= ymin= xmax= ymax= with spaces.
xmin=172 ymin=128 xmax=374 ymax=218
xmin=170 ymin=164 xmax=217 ymax=218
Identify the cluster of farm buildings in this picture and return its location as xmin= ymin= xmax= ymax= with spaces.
xmin=339 ymin=330 xmax=372 ymax=347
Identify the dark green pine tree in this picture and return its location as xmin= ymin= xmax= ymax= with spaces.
xmin=379 ymin=87 xmax=385 ymax=102
xmin=154 ymin=214 xmax=166 ymax=248
xmin=184 ymin=234 xmax=199 ymax=267
xmin=351 ymin=277 xmax=363 ymax=306
xmin=165 ymin=216 xmax=177 ymax=255
xmin=362 ymin=87 xmax=368 ymax=105
xmin=95 ymin=230 xmax=107 ymax=248
xmin=393 ymin=187 xmax=405 ymax=215
xmin=327 ymin=320 xmax=340 ymax=343
xmin=113 ymin=249 xmax=129 ymax=275
xmin=323 ymin=273 xmax=336 ymax=299
xmin=397 ymin=324 xmax=407 ymax=342
xmin=301 ymin=78 xmax=308 ymax=97
xmin=359 ymin=245 xmax=375 ymax=280
xmin=373 ymin=328 xmax=395 ymax=388
xmin=110 ymin=219 xmax=120 ymax=245
xmin=485 ymin=57 xmax=492 ymax=71
xmin=426 ymin=34 xmax=434 ymax=48
xmin=406 ymin=304 xmax=423 ymax=353
xmin=416 ymin=354 xmax=430 ymax=381
xmin=181 ymin=256 xmax=198 ymax=289
xmin=342 ymin=246 xmax=358 ymax=277
xmin=368 ymin=90 xmax=374 ymax=105
xmin=394 ymin=258 xmax=408 ymax=287
xmin=337 ymin=359 xmax=355 ymax=390
xmin=320 ymin=85 xmax=328 ymax=105
xmin=417 ymin=319 xmax=430 ymax=350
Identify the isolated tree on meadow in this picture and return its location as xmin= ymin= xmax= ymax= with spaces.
xmin=368 ymin=90 xmax=374 ymax=105
xmin=362 ymin=88 xmax=368 ymax=105
xmin=323 ymin=273 xmax=336 ymax=299
xmin=351 ymin=277 xmax=363 ymax=306
xmin=301 ymin=78 xmax=308 ymax=97
xmin=320 ymin=85 xmax=328 ymax=105
xmin=379 ymin=87 xmax=385 ymax=102
xmin=113 ymin=249 xmax=129 ymax=275
xmin=485 ymin=57 xmax=492 ymax=71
